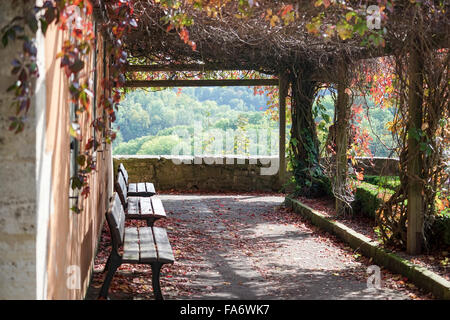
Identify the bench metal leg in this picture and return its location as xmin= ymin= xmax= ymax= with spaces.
xmin=98 ymin=251 xmax=121 ymax=299
xmin=103 ymin=252 xmax=112 ymax=273
xmin=146 ymin=218 xmax=155 ymax=227
xmin=151 ymin=262 xmax=163 ymax=300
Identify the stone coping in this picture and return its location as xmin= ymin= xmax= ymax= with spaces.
xmin=114 ymin=154 xmax=279 ymax=160
xmin=285 ymin=197 xmax=450 ymax=300
xmin=114 ymin=155 xmax=398 ymax=160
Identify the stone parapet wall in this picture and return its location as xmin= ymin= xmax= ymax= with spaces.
xmin=354 ymin=157 xmax=399 ymax=176
xmin=114 ymin=155 xmax=284 ymax=192
xmin=113 ymin=155 xmax=400 ymax=192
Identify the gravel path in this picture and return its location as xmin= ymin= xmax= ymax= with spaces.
xmin=156 ymin=194 xmax=410 ymax=300
xmin=87 ymin=194 xmax=419 ymax=300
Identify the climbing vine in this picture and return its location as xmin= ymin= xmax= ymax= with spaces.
xmin=1 ymin=0 xmax=137 ymax=209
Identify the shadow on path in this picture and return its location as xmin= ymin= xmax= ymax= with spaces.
xmin=86 ymin=194 xmax=413 ymax=300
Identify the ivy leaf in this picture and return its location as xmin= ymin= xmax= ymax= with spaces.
xmin=25 ymin=12 xmax=39 ymax=33
xmin=77 ymin=154 xmax=86 ymax=167
xmin=306 ymin=17 xmax=322 ymax=35
xmin=291 ymin=137 xmax=298 ymax=146
xmin=23 ymin=40 xmax=37 ymax=56
xmin=408 ymin=128 xmax=421 ymax=142
xmin=69 ymin=59 xmax=84 ymax=73
xmin=39 ymin=18 xmax=49 ymax=35
xmin=346 ymin=11 xmax=356 ymax=22
xmin=2 ymin=32 xmax=8 ymax=47
xmin=44 ymin=5 xmax=56 ymax=25
xmin=71 ymin=176 xmax=83 ymax=190
xmin=81 ymin=186 xmax=90 ymax=198
xmin=336 ymin=21 xmax=352 ymax=40
xmin=6 ymin=82 xmax=18 ymax=92
xmin=70 ymin=206 xmax=81 ymax=214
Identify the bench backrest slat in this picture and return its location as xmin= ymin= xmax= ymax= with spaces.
xmin=118 ymin=163 xmax=129 ymax=185
xmin=115 ymin=172 xmax=127 ymax=209
xmin=106 ymin=193 xmax=126 ymax=248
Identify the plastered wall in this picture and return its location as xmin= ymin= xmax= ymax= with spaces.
xmin=42 ymin=21 xmax=112 ymax=300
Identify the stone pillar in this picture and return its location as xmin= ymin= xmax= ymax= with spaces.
xmin=0 ymin=2 xmax=37 ymax=299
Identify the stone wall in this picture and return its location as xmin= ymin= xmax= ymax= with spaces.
xmin=113 ymin=155 xmax=400 ymax=193
xmin=354 ymin=157 xmax=399 ymax=176
xmin=114 ymin=155 xmax=285 ymax=192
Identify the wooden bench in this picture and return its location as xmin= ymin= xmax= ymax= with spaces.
xmin=115 ymin=172 xmax=166 ymax=226
xmin=118 ymin=163 xmax=156 ymax=197
xmin=99 ymin=193 xmax=175 ymax=300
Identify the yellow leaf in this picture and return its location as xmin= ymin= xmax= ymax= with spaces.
xmin=270 ymin=15 xmax=280 ymax=27
xmin=337 ymin=27 xmax=352 ymax=40
xmin=346 ymin=12 xmax=355 ymax=21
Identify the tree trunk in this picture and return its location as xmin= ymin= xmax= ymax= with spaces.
xmin=334 ymin=63 xmax=351 ymax=215
xmin=278 ymin=73 xmax=288 ymax=187
xmin=289 ymin=72 xmax=329 ymax=197
xmin=406 ymin=43 xmax=424 ymax=255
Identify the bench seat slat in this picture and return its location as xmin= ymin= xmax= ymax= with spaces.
xmin=136 ymin=182 xmax=146 ymax=193
xmin=139 ymin=227 xmax=158 ymax=263
xmin=146 ymin=183 xmax=156 ymax=194
xmin=139 ymin=197 xmax=153 ymax=216
xmin=127 ymin=183 xmax=156 ymax=196
xmin=151 ymin=197 xmax=166 ymax=218
xmin=128 ymin=183 xmax=137 ymax=194
xmin=153 ymin=227 xmax=174 ymax=264
xmin=127 ymin=197 xmax=140 ymax=215
xmin=123 ymin=227 xmax=140 ymax=263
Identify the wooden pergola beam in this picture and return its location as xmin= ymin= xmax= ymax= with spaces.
xmin=124 ymin=79 xmax=279 ymax=87
xmin=125 ymin=64 xmax=261 ymax=72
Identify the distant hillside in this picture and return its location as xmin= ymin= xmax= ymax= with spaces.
xmin=113 ymin=88 xmax=396 ymax=157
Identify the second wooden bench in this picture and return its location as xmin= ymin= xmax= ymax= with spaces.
xmin=115 ymin=171 xmax=166 ymax=226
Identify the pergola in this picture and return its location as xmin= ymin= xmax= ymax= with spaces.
xmin=94 ymin=0 xmax=449 ymax=255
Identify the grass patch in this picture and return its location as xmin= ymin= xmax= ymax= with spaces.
xmin=352 ymin=180 xmax=394 ymax=219
xmin=362 ymin=175 xmax=400 ymax=191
